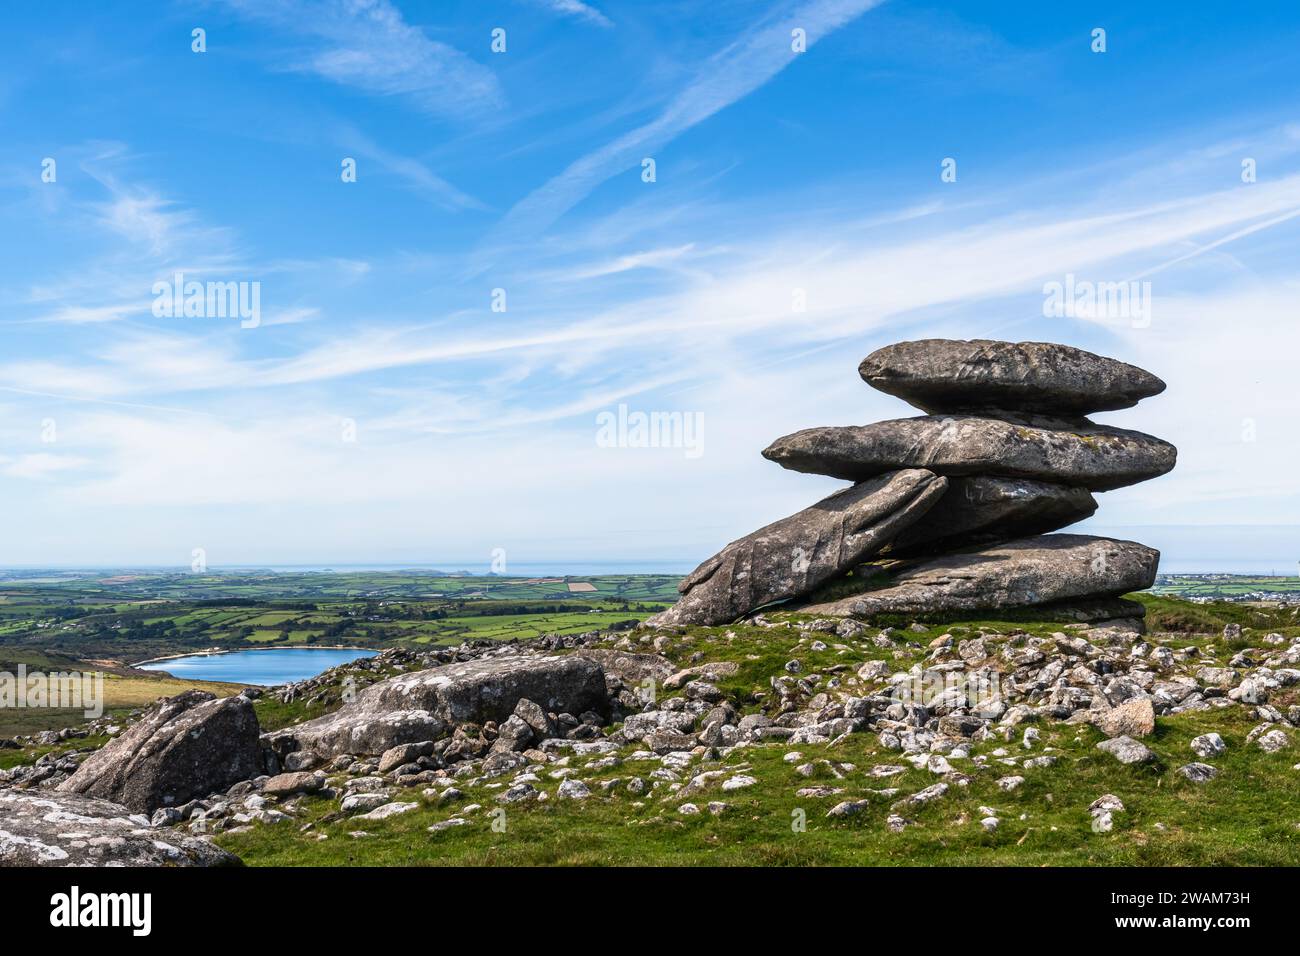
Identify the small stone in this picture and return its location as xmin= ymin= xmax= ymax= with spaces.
xmin=1094 ymin=698 xmax=1156 ymax=738
xmin=1190 ymin=733 xmax=1226 ymax=758
xmin=1089 ymin=794 xmax=1125 ymax=813
xmin=1177 ymin=762 xmax=1218 ymax=783
xmin=721 ymin=774 xmax=758 ymax=792
xmin=356 ymin=801 xmax=418 ymax=821
xmin=678 ymin=802 xmax=701 ymax=815
xmin=339 ymin=793 xmax=390 ymax=814
xmin=1257 ymin=729 xmax=1291 ymax=753
xmin=557 ymin=778 xmax=591 ymax=800
xmin=427 ymin=818 xmax=469 ymax=834
xmin=997 ymin=775 xmax=1025 ymax=792
xmin=979 ymin=816 xmax=999 ymax=832
xmin=497 ymin=782 xmax=539 ymax=803
xmin=1096 ymin=735 xmax=1154 ymax=764
xmin=826 ymin=799 xmax=870 ymax=818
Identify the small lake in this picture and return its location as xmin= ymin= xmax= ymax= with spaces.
xmin=138 ymin=647 xmax=379 ymax=686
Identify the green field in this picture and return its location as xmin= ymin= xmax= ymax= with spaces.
xmin=1153 ymin=574 xmax=1300 ymax=602
xmin=0 ymin=571 xmax=678 ymax=667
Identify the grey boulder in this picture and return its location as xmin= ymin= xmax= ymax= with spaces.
xmin=573 ymin=649 xmax=676 ymax=686
xmin=885 ymin=476 xmax=1096 ymax=557
xmin=762 ymin=415 xmax=1176 ymax=492
xmin=58 ymin=690 xmax=261 ymax=813
xmin=858 ymin=339 xmax=1166 ymax=415
xmin=0 ymin=789 xmax=239 ymax=867
xmin=646 ymin=469 xmax=947 ymax=627
xmin=801 ymin=534 xmax=1159 ymax=619
xmin=1096 ymin=735 xmax=1155 ymax=765
xmin=265 ymin=656 xmax=607 ymax=757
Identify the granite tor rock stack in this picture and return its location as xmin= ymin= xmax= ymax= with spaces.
xmin=649 ymin=339 xmax=1173 ymax=628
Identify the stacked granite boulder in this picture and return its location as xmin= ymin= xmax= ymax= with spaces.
xmin=649 ymin=339 xmax=1175 ymax=628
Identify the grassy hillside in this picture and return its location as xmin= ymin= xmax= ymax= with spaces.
xmin=215 ymin=595 xmax=1300 ymax=866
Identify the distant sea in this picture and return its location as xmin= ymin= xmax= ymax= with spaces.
xmin=217 ymin=561 xmax=699 ymax=575
xmin=4 ymin=559 xmax=1298 ymax=576
xmin=0 ymin=561 xmax=699 ymax=576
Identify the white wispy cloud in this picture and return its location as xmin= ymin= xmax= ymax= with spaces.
xmin=219 ymin=0 xmax=504 ymax=119
xmin=333 ymin=124 xmax=486 ymax=211
xmin=0 ymin=453 xmax=91 ymax=480
xmin=488 ymin=0 xmax=887 ymax=243
xmin=528 ymin=0 xmax=614 ymax=28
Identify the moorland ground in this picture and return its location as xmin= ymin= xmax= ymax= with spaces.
xmin=3 ymin=572 xmax=1299 ymax=866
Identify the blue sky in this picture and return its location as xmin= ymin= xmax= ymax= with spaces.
xmin=3 ymin=0 xmax=1300 ymax=571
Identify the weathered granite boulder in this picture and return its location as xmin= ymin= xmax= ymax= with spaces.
xmin=858 ymin=339 xmax=1166 ymax=415
xmin=801 ymin=534 xmax=1159 ymax=618
xmin=1094 ymin=697 xmax=1156 ymax=738
xmin=0 ymin=789 xmax=239 ymax=867
xmin=646 ymin=469 xmax=947 ymax=627
xmin=265 ymin=656 xmax=608 ymax=757
xmin=762 ymin=415 xmax=1176 ymax=492
xmin=885 ymin=476 xmax=1096 ymax=557
xmin=58 ymin=690 xmax=261 ymax=813
xmin=573 ymin=649 xmax=675 ymax=686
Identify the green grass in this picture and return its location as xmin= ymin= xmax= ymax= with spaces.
xmin=212 ymin=608 xmax=1300 ymax=866
xmin=216 ymin=701 xmax=1300 ymax=866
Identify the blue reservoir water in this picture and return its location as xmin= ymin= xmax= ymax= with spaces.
xmin=138 ymin=647 xmax=378 ymax=686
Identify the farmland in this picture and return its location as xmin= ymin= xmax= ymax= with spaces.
xmin=0 ymin=569 xmax=679 ymax=666
xmin=1151 ymin=574 xmax=1300 ymax=604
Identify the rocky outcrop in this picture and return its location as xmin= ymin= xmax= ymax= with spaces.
xmin=0 ymin=789 xmax=239 ymax=866
xmin=762 ymin=416 xmax=1175 ymax=492
xmin=266 ymin=655 xmax=608 ymax=757
xmin=57 ymin=690 xmax=261 ymax=813
xmin=884 ymin=476 xmax=1096 ymax=557
xmin=648 ymin=470 xmax=947 ymax=627
xmin=656 ymin=338 xmax=1173 ymax=626
xmin=801 ymin=534 xmax=1159 ymax=618
xmin=858 ymin=339 xmax=1166 ymax=415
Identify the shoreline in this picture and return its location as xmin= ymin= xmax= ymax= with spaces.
xmin=130 ymin=644 xmax=379 ymax=668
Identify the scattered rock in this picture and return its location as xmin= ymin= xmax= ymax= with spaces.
xmin=356 ymin=802 xmax=418 ymax=821
xmin=557 ymin=779 xmax=591 ymax=800
xmin=1096 ymin=735 xmax=1155 ymax=765
xmin=1094 ymin=698 xmax=1156 ymax=738
xmin=1177 ymin=763 xmax=1218 ymax=783
xmin=1190 ymin=732 xmax=1226 ymax=758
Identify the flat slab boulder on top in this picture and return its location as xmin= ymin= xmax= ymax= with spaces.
xmin=762 ymin=416 xmax=1176 ymax=492
xmin=646 ymin=469 xmax=947 ymax=627
xmin=0 ymin=789 xmax=239 ymax=867
xmin=800 ymin=534 xmax=1159 ymax=619
xmin=885 ymin=476 xmax=1096 ymax=558
xmin=858 ymin=339 xmax=1166 ymax=415
xmin=265 ymin=655 xmax=608 ymax=757
xmin=57 ymin=690 xmax=261 ymax=814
